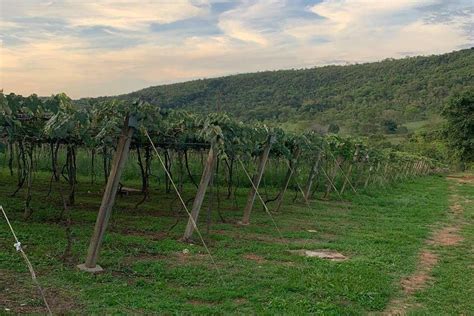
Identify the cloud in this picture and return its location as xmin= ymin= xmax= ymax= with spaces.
xmin=307 ymin=0 xmax=438 ymax=36
xmin=216 ymin=0 xmax=286 ymax=46
xmin=0 ymin=0 xmax=472 ymax=98
xmin=3 ymin=0 xmax=209 ymax=30
xmin=284 ymin=0 xmax=472 ymax=60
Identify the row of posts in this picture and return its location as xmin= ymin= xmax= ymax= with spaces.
xmin=78 ymin=118 xmax=432 ymax=272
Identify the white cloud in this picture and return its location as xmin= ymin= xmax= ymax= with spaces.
xmin=284 ymin=0 xmax=472 ymax=61
xmin=218 ymin=19 xmax=269 ymax=45
xmin=2 ymin=0 xmax=209 ymax=30
xmin=0 ymin=0 xmax=472 ymax=98
xmin=217 ymin=0 xmax=285 ymax=45
xmin=307 ymin=0 xmax=439 ymax=37
xmin=70 ymin=1 xmax=207 ymax=29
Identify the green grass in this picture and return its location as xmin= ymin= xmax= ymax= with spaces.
xmin=409 ymin=178 xmax=474 ymax=315
xmin=402 ymin=120 xmax=430 ymax=132
xmin=402 ymin=115 xmax=445 ymax=133
xmin=0 ymin=171 xmax=471 ymax=314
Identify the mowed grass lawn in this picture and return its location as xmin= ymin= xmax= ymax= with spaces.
xmin=0 ymin=171 xmax=472 ymax=314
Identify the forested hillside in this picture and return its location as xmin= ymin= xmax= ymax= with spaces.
xmin=89 ymin=48 xmax=473 ymax=134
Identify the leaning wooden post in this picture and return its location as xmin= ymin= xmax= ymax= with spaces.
xmin=78 ymin=116 xmax=136 ymax=272
xmin=426 ymin=161 xmax=431 ymax=174
xmin=275 ymin=147 xmax=301 ymax=212
xmin=341 ymin=147 xmax=359 ymax=194
xmin=406 ymin=162 xmax=413 ymax=178
xmin=415 ymin=161 xmax=422 ymax=175
xmin=303 ymin=150 xmax=322 ymax=201
xmin=182 ymin=144 xmax=217 ymax=241
xmin=409 ymin=161 xmax=416 ymax=178
xmin=403 ymin=161 xmax=411 ymax=179
xmin=372 ymin=161 xmax=381 ymax=185
xmin=324 ymin=156 xmax=342 ymax=199
xmin=423 ymin=161 xmax=428 ymax=175
xmin=382 ymin=162 xmax=390 ymax=184
xmin=364 ymin=166 xmax=371 ymax=188
xmin=240 ymin=135 xmax=274 ymax=225
xmin=399 ymin=162 xmax=407 ymax=180
xmin=421 ymin=161 xmax=426 ymax=175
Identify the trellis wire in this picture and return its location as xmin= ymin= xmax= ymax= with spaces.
xmin=283 ymin=159 xmax=310 ymax=204
xmin=1 ymin=205 xmax=52 ymax=315
xmin=324 ymin=147 xmax=358 ymax=193
xmin=144 ymin=130 xmax=224 ymax=285
xmin=237 ymin=157 xmax=286 ymax=242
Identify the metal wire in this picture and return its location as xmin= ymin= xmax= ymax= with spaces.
xmin=237 ymin=157 xmax=286 ymax=242
xmin=1 ymin=205 xmax=52 ymax=316
xmin=144 ymin=131 xmax=224 ymax=285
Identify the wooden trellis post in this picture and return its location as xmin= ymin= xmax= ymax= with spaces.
xmin=275 ymin=147 xmax=301 ymax=212
xmin=324 ymin=156 xmax=342 ymax=199
xmin=371 ymin=161 xmax=380 ymax=186
xmin=424 ymin=161 xmax=430 ymax=174
xmin=364 ymin=165 xmax=372 ymax=188
xmin=420 ymin=161 xmax=425 ymax=175
xmin=182 ymin=144 xmax=217 ymax=241
xmin=400 ymin=162 xmax=407 ymax=179
xmin=416 ymin=161 xmax=421 ymax=175
xmin=382 ymin=162 xmax=390 ymax=184
xmin=341 ymin=147 xmax=359 ymax=194
xmin=240 ymin=135 xmax=274 ymax=225
xmin=415 ymin=161 xmax=422 ymax=175
xmin=78 ymin=116 xmax=136 ymax=272
xmin=407 ymin=162 xmax=414 ymax=178
xmin=303 ymin=151 xmax=322 ymax=201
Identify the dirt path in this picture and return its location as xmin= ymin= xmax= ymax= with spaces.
xmin=383 ymin=175 xmax=469 ymax=315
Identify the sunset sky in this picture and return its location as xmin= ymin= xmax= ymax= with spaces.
xmin=1 ymin=0 xmax=472 ymax=98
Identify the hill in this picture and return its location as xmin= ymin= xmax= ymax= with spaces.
xmin=90 ymin=48 xmax=473 ymax=135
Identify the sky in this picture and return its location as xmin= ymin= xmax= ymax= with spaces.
xmin=0 ymin=0 xmax=472 ymax=98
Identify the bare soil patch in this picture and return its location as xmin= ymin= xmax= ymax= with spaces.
xmin=174 ymin=251 xmax=209 ymax=265
xmin=400 ymin=251 xmax=438 ymax=294
xmin=384 ymin=251 xmax=438 ymax=314
xmin=449 ymin=203 xmax=463 ymax=215
xmin=428 ymin=226 xmax=464 ymax=246
xmin=446 ymin=175 xmax=474 ymax=184
xmin=187 ymin=299 xmax=215 ymax=306
xmin=289 ymin=249 xmax=347 ymax=261
xmin=242 ymin=253 xmax=266 ymax=263
xmin=0 ymin=270 xmax=79 ymax=314
xmin=234 ymin=298 xmax=248 ymax=305
xmin=384 ymin=177 xmax=469 ymax=314
xmin=242 ymin=253 xmax=297 ymax=266
xmin=384 ymin=300 xmax=423 ymax=316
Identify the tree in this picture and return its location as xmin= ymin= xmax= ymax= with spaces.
xmin=442 ymin=91 xmax=474 ymax=164
xmin=382 ymin=119 xmax=398 ymax=134
xmin=327 ymin=123 xmax=340 ymax=134
xmin=89 ymin=48 xmax=473 ymax=133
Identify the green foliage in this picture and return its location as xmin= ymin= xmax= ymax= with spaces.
xmin=442 ymin=91 xmax=474 ymax=163
xmin=91 ymin=48 xmax=474 ymax=132
xmin=1 ymin=91 xmax=442 ymax=175
xmin=327 ymin=123 xmax=340 ymax=134
xmin=382 ymin=119 xmax=398 ymax=134
xmin=44 ymin=93 xmax=91 ymax=143
xmin=403 ymin=129 xmax=449 ymax=162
